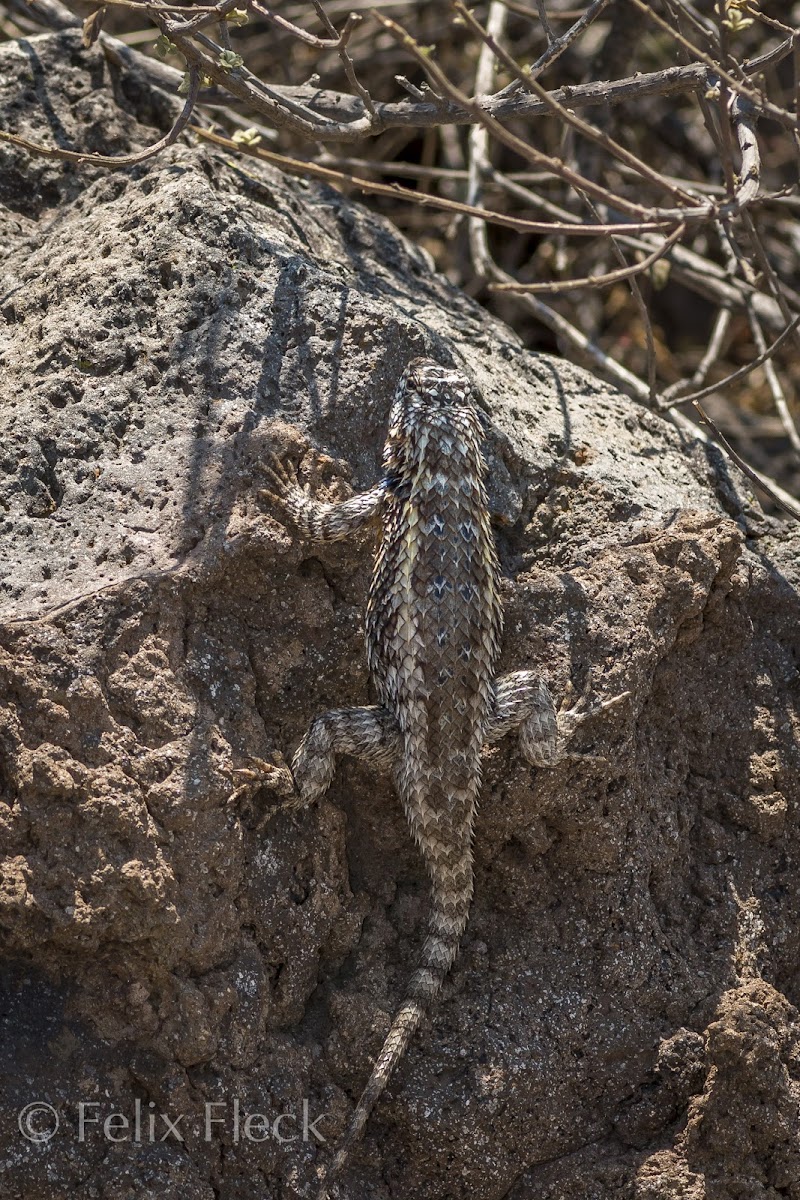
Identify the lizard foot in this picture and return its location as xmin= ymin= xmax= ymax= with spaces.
xmin=556 ymin=686 xmax=630 ymax=765
xmin=557 ymin=686 xmax=630 ymax=742
xmin=259 ymin=453 xmax=300 ymax=509
xmin=228 ymin=753 xmax=297 ymax=828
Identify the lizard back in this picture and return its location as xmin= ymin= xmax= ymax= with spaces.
xmin=367 ymin=358 xmax=502 ymax=795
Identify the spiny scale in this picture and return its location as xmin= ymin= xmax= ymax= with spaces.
xmin=257 ymin=357 xmax=589 ymax=1199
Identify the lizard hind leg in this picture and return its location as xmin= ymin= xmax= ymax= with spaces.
xmin=486 ymin=670 xmax=562 ymax=767
xmin=229 ymin=705 xmax=400 ymax=826
xmin=291 ymin=704 xmax=401 ymax=801
xmin=486 ymin=671 xmax=630 ymax=769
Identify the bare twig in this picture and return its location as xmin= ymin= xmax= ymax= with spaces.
xmin=15 ymin=0 xmax=799 ymax=140
xmin=533 ymin=0 xmax=554 ymax=46
xmin=456 ymin=1 xmax=698 ymax=209
xmin=311 ymin=2 xmax=375 ymax=119
xmin=189 ymin=126 xmax=678 ymax=237
xmin=660 ymin=306 xmax=733 ymax=405
xmin=577 ymin=189 xmax=660 ymax=404
xmin=744 ymin=307 xmax=800 ymax=457
xmin=689 ymin=399 xmax=800 ymax=520
xmin=489 ymin=169 xmax=788 ymax=331
xmin=248 ymin=1 xmax=358 ymax=48
xmin=485 ymin=261 xmax=652 ymax=402
xmin=0 ymin=64 xmax=201 ymax=165
xmin=626 ymin=0 xmax=796 ymax=134
xmin=490 ymin=223 xmax=686 ymax=294
xmin=376 ymin=11 xmax=701 ymax=224
xmin=466 ymin=0 xmax=507 ymax=281
xmin=494 ymin=0 xmax=613 ymax=95
xmin=659 ymin=313 xmax=800 ymax=411
xmin=729 ymin=93 xmax=762 ymax=206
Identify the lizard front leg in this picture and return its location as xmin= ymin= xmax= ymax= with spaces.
xmin=485 ymin=671 xmax=627 ymax=767
xmin=262 ymin=455 xmax=385 ymax=541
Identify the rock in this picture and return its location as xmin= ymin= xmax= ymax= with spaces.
xmin=1 ymin=29 xmax=799 ymax=1200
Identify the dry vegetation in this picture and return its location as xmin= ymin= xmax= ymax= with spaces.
xmin=2 ymin=0 xmax=800 ymax=513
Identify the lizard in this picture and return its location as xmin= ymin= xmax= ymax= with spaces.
xmin=242 ymin=356 xmax=623 ymax=1199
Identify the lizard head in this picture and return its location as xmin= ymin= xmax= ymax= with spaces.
xmin=383 ymin=357 xmax=486 ymax=483
xmin=400 ymin=358 xmax=477 ymax=413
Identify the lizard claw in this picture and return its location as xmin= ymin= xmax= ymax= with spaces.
xmin=227 ymin=752 xmax=297 ymax=826
xmin=557 ymin=688 xmax=630 ymax=744
xmin=259 ymin=453 xmax=300 ymax=509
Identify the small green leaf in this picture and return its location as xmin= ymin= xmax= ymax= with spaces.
xmin=154 ymin=34 xmax=176 ymax=59
xmin=232 ymin=127 xmax=262 ymax=146
xmin=723 ymin=12 xmax=754 ymax=30
xmin=219 ymin=50 xmax=244 ymax=71
xmin=650 ymin=259 xmax=672 ymax=291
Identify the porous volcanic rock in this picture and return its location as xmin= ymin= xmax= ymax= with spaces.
xmin=1 ymin=29 xmax=799 ymax=1200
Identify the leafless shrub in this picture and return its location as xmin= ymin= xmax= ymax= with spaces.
xmin=3 ymin=0 xmax=800 ymax=515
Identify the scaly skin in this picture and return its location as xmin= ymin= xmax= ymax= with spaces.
xmin=248 ymin=358 xmax=621 ymax=1198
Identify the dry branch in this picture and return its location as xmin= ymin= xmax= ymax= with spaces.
xmin=4 ymin=0 xmax=799 ymax=517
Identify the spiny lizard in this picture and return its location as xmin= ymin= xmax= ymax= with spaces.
xmin=242 ymin=357 xmax=622 ymax=1199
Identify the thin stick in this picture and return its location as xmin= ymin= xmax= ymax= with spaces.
xmin=486 ymin=261 xmax=651 ymax=401
xmin=659 ymin=313 xmax=800 ymax=410
xmin=467 ymin=0 xmax=507 ymax=280
xmin=625 ymin=0 xmax=796 ymax=134
xmin=729 ymin=94 xmax=762 ymax=206
xmin=375 ymin=11 xmax=700 ymax=224
xmin=689 ymin=400 xmax=800 ymax=520
xmin=189 ymin=126 xmax=678 ymax=237
xmin=311 ymin=2 xmax=375 ymax=119
xmin=744 ymin=307 xmax=800 ymax=458
xmin=534 ymin=0 xmax=554 ymax=45
xmin=456 ymin=1 xmax=698 ymax=208
xmin=660 ymin=307 xmax=733 ymax=405
xmin=0 ymin=66 xmax=201 ymax=166
xmin=498 ymin=0 xmax=613 ymax=91
xmin=490 ymin=223 xmax=686 ymax=294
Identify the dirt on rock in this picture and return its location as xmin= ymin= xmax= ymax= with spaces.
xmin=1 ymin=29 xmax=799 ymax=1200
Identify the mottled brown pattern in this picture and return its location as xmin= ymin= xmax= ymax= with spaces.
xmin=260 ymin=359 xmax=586 ymax=1198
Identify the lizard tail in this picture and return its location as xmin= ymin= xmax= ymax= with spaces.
xmin=316 ymin=870 xmax=473 ymax=1200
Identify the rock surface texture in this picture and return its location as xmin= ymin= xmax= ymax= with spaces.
xmin=2 ymin=30 xmax=800 ymax=1200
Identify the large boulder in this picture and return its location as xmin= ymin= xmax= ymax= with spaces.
xmin=1 ymin=30 xmax=799 ymax=1200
